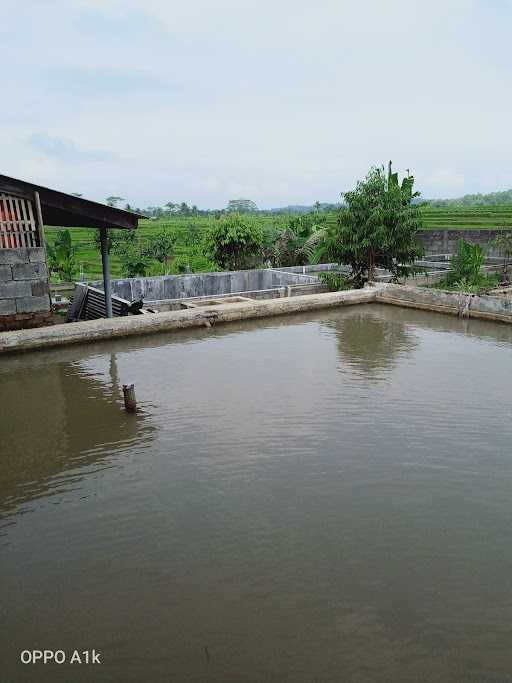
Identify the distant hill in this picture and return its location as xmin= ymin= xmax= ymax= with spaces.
xmin=425 ymin=189 xmax=512 ymax=207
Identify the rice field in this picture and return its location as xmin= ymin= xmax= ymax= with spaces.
xmin=44 ymin=206 xmax=512 ymax=281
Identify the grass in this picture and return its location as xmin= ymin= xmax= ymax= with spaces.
xmin=44 ymin=206 xmax=512 ymax=282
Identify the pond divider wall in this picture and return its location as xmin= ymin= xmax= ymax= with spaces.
xmin=377 ymin=284 xmax=512 ymax=323
xmin=0 ymin=288 xmax=379 ymax=355
xmin=93 ymin=268 xmax=322 ymax=303
xmin=3 ymin=283 xmax=512 ymax=355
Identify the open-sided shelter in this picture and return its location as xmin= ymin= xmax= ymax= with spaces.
xmin=0 ymin=174 xmax=142 ymax=331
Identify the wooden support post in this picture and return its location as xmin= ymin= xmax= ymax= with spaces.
xmin=100 ymin=226 xmax=113 ymax=318
xmin=122 ymin=383 xmax=137 ymax=412
xmin=33 ymin=191 xmax=45 ymax=248
xmin=33 ymin=191 xmax=53 ymax=310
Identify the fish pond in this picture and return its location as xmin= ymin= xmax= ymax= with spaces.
xmin=1 ymin=304 xmax=512 ymax=682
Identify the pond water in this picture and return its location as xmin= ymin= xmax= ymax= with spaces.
xmin=1 ymin=304 xmax=512 ymax=682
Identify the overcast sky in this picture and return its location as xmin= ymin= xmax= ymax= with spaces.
xmin=2 ymin=0 xmax=511 ymax=209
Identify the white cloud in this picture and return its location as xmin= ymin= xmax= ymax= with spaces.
xmin=1 ymin=0 xmax=511 ymax=207
xmin=423 ymin=169 xmax=466 ymax=194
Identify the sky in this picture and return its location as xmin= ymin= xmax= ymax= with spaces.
xmin=2 ymin=0 xmax=512 ymax=209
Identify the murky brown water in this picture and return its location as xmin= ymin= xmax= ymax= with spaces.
xmin=1 ymin=304 xmax=512 ymax=682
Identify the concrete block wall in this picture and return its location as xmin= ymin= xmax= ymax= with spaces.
xmin=417 ymin=229 xmax=506 ymax=256
xmin=93 ymin=268 xmax=320 ymax=303
xmin=0 ymin=247 xmax=52 ymax=330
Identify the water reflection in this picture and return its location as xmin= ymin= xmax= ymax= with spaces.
xmin=323 ymin=307 xmax=418 ymax=377
xmin=1 ymin=306 xmax=512 ymax=682
xmin=0 ymin=353 xmax=155 ymax=519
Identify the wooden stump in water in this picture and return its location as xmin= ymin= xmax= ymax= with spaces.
xmin=122 ymin=383 xmax=137 ymax=412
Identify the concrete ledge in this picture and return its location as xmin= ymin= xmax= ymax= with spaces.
xmin=377 ymin=284 xmax=512 ymax=323
xmin=0 ymin=288 xmax=379 ymax=355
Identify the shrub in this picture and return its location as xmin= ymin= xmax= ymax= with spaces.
xmin=268 ymin=214 xmax=327 ymax=267
xmin=447 ymin=240 xmax=485 ymax=285
xmin=141 ymin=229 xmax=178 ymax=271
xmin=201 ymin=213 xmax=263 ymax=271
xmin=46 ymin=229 xmax=77 ymax=281
xmin=318 ymin=271 xmax=351 ymax=291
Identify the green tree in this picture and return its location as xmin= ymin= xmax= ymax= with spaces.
xmin=46 ymin=229 xmax=77 ymax=282
xmin=269 ymin=213 xmax=326 ymax=267
xmin=202 ymin=213 xmax=263 ymax=270
xmin=141 ymin=229 xmax=178 ymax=271
xmin=315 ymin=163 xmax=423 ymax=285
xmin=226 ymin=199 xmax=258 ymax=213
xmin=105 ymin=196 xmax=125 ymax=208
xmin=112 ymin=230 xmax=148 ymax=277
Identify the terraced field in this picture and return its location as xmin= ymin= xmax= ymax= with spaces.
xmin=420 ymin=205 xmax=512 ymax=230
xmin=45 ymin=206 xmax=512 ymax=281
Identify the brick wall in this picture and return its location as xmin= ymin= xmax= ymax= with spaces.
xmin=0 ymin=247 xmax=52 ymax=331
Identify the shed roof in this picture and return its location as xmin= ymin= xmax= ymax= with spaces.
xmin=0 ymin=174 xmax=143 ymax=229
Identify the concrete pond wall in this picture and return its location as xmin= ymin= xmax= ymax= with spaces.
xmin=0 ymin=247 xmax=52 ymax=331
xmin=93 ymin=268 xmax=322 ymax=304
xmin=377 ymin=283 xmax=512 ymax=323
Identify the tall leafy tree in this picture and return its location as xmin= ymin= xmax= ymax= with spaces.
xmin=105 ymin=196 xmax=125 ymax=208
xmin=316 ymin=163 xmax=423 ymax=285
xmin=202 ymin=213 xmax=263 ymax=270
xmin=226 ymin=199 xmax=258 ymax=213
xmin=141 ymin=229 xmax=178 ymax=270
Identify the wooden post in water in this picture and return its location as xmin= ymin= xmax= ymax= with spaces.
xmin=123 ymin=383 xmax=137 ymax=412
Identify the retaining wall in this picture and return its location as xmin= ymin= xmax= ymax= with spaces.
xmin=417 ymin=229 xmax=507 ymax=256
xmin=0 ymin=247 xmax=52 ymax=331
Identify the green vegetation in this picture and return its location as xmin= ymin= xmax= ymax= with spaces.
xmin=318 ymin=271 xmax=351 ymax=291
xmin=201 ymin=213 xmax=263 ymax=271
xmin=266 ymin=214 xmax=326 ymax=267
xmin=46 ymin=229 xmax=77 ymax=282
xmin=43 ymin=180 xmax=512 ymax=284
xmin=418 ymin=205 xmax=512 ymax=230
xmin=434 ymin=240 xmax=499 ymax=294
xmin=314 ymin=163 xmax=423 ymax=286
xmin=226 ymin=199 xmax=258 ymax=213
xmin=425 ymin=188 xmax=512 ymax=207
